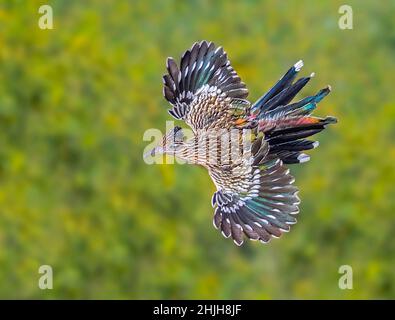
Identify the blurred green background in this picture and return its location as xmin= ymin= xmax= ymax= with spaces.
xmin=0 ymin=0 xmax=394 ymax=299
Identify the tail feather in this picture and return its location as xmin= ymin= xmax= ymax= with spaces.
xmin=252 ymin=60 xmax=304 ymax=112
xmin=251 ymin=60 xmax=336 ymax=164
xmin=270 ymin=139 xmax=319 ymax=153
xmin=263 ymin=86 xmax=331 ymax=119
xmin=261 ymin=76 xmax=312 ymax=113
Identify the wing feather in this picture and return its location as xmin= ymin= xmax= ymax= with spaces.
xmin=163 ymin=41 xmax=249 ymax=128
xmin=209 ymin=135 xmax=299 ymax=245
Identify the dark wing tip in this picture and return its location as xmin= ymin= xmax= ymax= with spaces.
xmin=325 ymin=116 xmax=338 ymax=124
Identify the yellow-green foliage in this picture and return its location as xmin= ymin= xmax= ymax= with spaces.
xmin=0 ymin=0 xmax=394 ymax=299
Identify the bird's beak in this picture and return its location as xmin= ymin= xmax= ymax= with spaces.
xmin=143 ymin=146 xmax=163 ymax=160
xmin=143 ymin=147 xmax=156 ymax=160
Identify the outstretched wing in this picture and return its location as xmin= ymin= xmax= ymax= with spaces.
xmin=163 ymin=41 xmax=249 ymax=130
xmin=209 ymin=135 xmax=299 ymax=246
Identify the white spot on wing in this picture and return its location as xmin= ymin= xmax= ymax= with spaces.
xmin=297 ymin=153 xmax=310 ymax=163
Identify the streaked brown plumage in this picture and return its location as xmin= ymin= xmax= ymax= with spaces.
xmin=149 ymin=41 xmax=336 ymax=246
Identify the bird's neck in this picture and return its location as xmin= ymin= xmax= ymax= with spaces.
xmin=174 ymin=133 xmax=249 ymax=167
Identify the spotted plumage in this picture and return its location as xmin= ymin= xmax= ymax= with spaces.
xmin=151 ymin=41 xmax=337 ymax=246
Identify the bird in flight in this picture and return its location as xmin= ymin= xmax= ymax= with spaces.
xmin=147 ymin=41 xmax=336 ymax=246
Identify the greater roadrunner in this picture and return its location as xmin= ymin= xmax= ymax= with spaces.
xmin=147 ymin=41 xmax=337 ymax=246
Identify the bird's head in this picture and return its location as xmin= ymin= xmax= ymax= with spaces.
xmin=144 ymin=126 xmax=185 ymax=159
